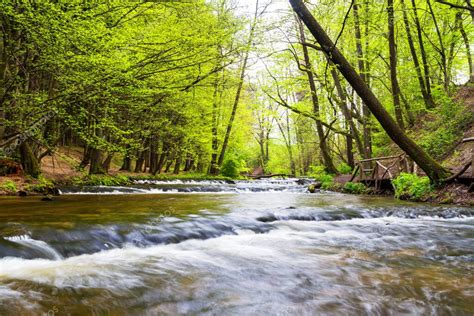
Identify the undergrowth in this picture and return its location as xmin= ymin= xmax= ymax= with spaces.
xmin=392 ymin=173 xmax=432 ymax=201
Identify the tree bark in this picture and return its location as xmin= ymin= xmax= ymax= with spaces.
xmin=134 ymin=153 xmax=145 ymax=173
xmin=400 ymin=0 xmax=435 ymax=109
xmin=353 ymin=1 xmax=372 ymax=159
xmin=216 ymin=0 xmax=259 ymax=170
xmin=209 ymin=74 xmax=220 ymax=175
xmin=330 ymin=66 xmax=363 ymax=164
xmin=457 ymin=12 xmax=473 ymax=83
xmin=101 ymin=153 xmax=114 ymax=173
xmin=120 ymin=146 xmax=132 ymax=172
xmin=411 ymin=0 xmax=434 ymax=103
xmin=388 ymin=0 xmax=405 ymax=129
xmin=89 ymin=148 xmax=105 ymax=174
xmin=427 ymin=0 xmax=449 ymax=91
xmin=173 ymin=156 xmax=182 ymax=174
xmin=297 ymin=17 xmax=337 ymax=174
xmin=289 ymin=0 xmax=451 ymax=182
xmin=20 ymin=141 xmax=40 ymax=178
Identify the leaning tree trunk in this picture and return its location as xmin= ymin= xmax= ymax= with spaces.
xmin=289 ymin=0 xmax=451 ymax=182
xmin=297 ymin=18 xmax=338 ymax=174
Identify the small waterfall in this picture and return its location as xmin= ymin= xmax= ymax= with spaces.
xmin=4 ymin=235 xmax=63 ymax=260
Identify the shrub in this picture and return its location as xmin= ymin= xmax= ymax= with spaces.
xmin=337 ymin=162 xmax=352 ymax=174
xmin=1 ymin=180 xmax=17 ymax=193
xmin=392 ymin=173 xmax=432 ymax=201
xmin=220 ymin=159 xmax=240 ymax=178
xmin=342 ymin=182 xmax=367 ymax=194
xmin=420 ymin=126 xmax=456 ymax=159
xmin=309 ymin=165 xmax=335 ymax=189
xmin=76 ymin=175 xmax=131 ymax=186
xmin=26 ymin=175 xmax=55 ymax=193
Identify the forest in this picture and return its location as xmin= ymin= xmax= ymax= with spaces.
xmin=1 ymin=1 xmax=474 ymax=314
xmin=0 ymin=0 xmax=473 ymax=198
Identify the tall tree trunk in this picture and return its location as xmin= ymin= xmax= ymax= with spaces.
xmin=289 ymin=0 xmax=451 ymax=182
xmin=0 ymin=34 xmax=5 ymax=142
xmin=411 ymin=0 xmax=434 ymax=103
xmin=297 ymin=18 xmax=337 ymax=174
xmin=330 ymin=67 xmax=364 ymax=159
xmin=427 ymin=0 xmax=449 ymax=91
xmin=120 ymin=146 xmax=132 ymax=172
xmin=134 ymin=152 xmax=145 ymax=173
xmin=164 ymin=157 xmax=173 ymax=173
xmin=173 ymin=156 xmax=182 ymax=174
xmin=149 ymin=137 xmax=157 ymax=175
xmin=209 ymin=75 xmax=220 ymax=175
xmin=400 ymin=0 xmax=435 ymax=109
xmin=79 ymin=145 xmax=91 ymax=169
xmin=458 ymin=12 xmax=473 ymax=83
xmin=102 ymin=153 xmax=114 ymax=173
xmin=20 ymin=141 xmax=40 ymax=178
xmin=89 ymin=148 xmax=105 ymax=174
xmin=89 ymin=126 xmax=105 ymax=175
xmin=388 ymin=0 xmax=405 ymax=129
xmin=353 ymin=1 xmax=372 ymax=159
xmin=216 ymin=0 xmax=259 ymax=170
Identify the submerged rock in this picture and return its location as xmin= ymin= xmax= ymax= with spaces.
xmin=308 ymin=182 xmax=322 ymax=193
xmin=41 ymin=195 xmax=55 ymax=201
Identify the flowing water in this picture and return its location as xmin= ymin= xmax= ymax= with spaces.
xmin=0 ymin=179 xmax=472 ymax=315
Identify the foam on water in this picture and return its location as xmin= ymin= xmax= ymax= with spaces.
xmin=0 ymin=179 xmax=472 ymax=314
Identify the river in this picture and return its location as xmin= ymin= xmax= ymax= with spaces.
xmin=0 ymin=179 xmax=472 ymax=315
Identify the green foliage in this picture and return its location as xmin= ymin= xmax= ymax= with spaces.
xmin=26 ymin=175 xmax=55 ymax=193
xmin=419 ymin=87 xmax=474 ymax=159
xmin=392 ymin=173 xmax=432 ymax=201
xmin=419 ymin=126 xmax=457 ymax=158
xmin=309 ymin=165 xmax=335 ymax=190
xmin=220 ymin=159 xmax=240 ymax=178
xmin=74 ymin=175 xmax=131 ymax=186
xmin=337 ymin=163 xmax=352 ymax=174
xmin=131 ymin=173 xmax=234 ymax=182
xmin=342 ymin=182 xmax=367 ymax=194
xmin=0 ymin=180 xmax=17 ymax=193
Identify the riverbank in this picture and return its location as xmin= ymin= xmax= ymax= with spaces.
xmin=1 ymin=172 xmax=473 ymax=206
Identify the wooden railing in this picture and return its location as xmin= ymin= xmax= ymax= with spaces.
xmin=350 ymin=154 xmax=416 ymax=185
xmin=350 ymin=137 xmax=474 ymax=187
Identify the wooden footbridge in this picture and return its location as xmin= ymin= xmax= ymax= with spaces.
xmin=349 ymin=153 xmax=415 ymax=190
xmin=350 ymin=137 xmax=474 ymax=190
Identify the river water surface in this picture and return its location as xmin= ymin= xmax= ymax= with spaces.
xmin=0 ymin=179 xmax=472 ymax=315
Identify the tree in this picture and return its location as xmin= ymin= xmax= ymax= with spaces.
xmin=288 ymin=0 xmax=451 ymax=182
